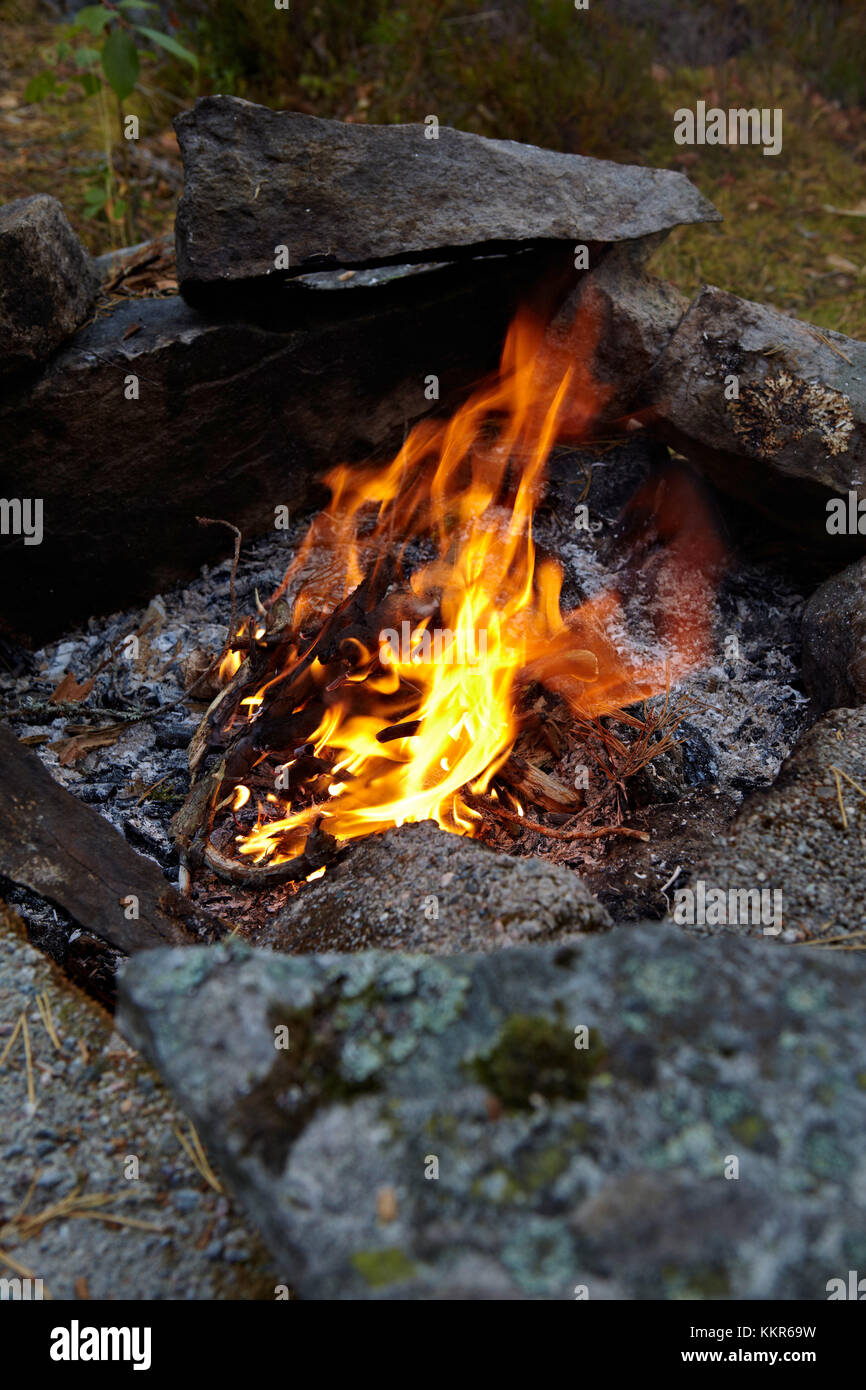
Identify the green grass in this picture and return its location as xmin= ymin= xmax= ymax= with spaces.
xmin=646 ymin=63 xmax=866 ymax=335
xmin=1 ymin=0 xmax=863 ymax=334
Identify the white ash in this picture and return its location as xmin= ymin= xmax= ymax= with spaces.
xmin=562 ymin=525 xmax=809 ymax=793
xmin=0 ymin=521 xmax=310 ymax=894
xmin=537 ymin=451 xmax=812 ymax=799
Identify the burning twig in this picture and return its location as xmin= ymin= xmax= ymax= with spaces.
xmin=171 ymin=296 xmax=723 ymax=886
xmin=500 ymin=753 xmax=582 ymax=812
xmin=196 ymin=517 xmax=242 ymax=668
xmin=202 ymin=824 xmax=339 ymax=886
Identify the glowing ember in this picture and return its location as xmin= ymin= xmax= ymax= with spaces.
xmin=215 ymin=295 xmax=724 ymax=869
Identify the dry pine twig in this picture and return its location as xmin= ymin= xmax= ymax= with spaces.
xmin=2 ymin=1190 xmax=164 ymax=1243
xmin=485 ymin=801 xmax=649 ymax=842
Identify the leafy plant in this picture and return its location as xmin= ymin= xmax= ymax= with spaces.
xmin=25 ymin=1 xmax=198 ymax=241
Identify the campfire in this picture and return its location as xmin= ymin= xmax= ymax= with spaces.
xmin=175 ymin=295 xmax=726 ymax=889
xmin=4 ymin=100 xmax=848 ymax=986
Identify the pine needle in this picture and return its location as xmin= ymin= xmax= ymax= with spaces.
xmin=67 ymin=1211 xmax=165 ymax=1232
xmin=830 ymin=766 xmax=848 ymax=829
xmin=830 ymin=764 xmax=866 ymax=802
xmin=808 ymin=327 xmax=853 ymax=365
xmin=36 ymin=992 xmax=62 ymax=1053
xmin=0 ymin=1012 xmax=23 ymax=1070
xmin=0 ymin=1246 xmax=36 ymax=1279
xmin=21 ymin=1013 xmax=35 ymax=1110
xmin=0 ymin=1245 xmax=52 ymax=1297
xmin=173 ymin=1121 xmax=223 ymax=1193
xmin=133 ymin=771 xmax=174 ymax=806
xmin=827 ymin=761 xmax=866 ymax=832
xmin=12 ymin=1171 xmax=39 ymax=1223
xmin=803 ymin=928 xmax=866 ymax=947
xmin=189 ymin=1124 xmax=223 ymax=1194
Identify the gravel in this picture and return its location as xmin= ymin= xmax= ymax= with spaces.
xmin=0 ymin=902 xmax=278 ymax=1300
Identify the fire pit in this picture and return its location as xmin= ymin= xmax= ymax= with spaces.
xmin=3 ymin=99 xmax=866 ymax=1306
xmin=2 ymin=279 xmax=816 ymax=969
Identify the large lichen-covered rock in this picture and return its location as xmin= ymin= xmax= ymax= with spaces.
xmin=266 ymin=821 xmax=610 ymax=953
xmin=173 ymin=97 xmax=719 ymax=297
xmin=801 ymin=559 xmax=866 ymax=712
xmin=119 ymin=926 xmax=866 ymax=1299
xmin=0 ymin=195 xmax=99 ymax=374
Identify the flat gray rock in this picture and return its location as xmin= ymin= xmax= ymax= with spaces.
xmin=549 ymin=237 xmax=688 ymax=419
xmin=119 ymin=926 xmax=866 ymax=1299
xmin=689 ymin=707 xmax=866 ymax=938
xmin=0 ymin=195 xmax=99 ymax=375
xmin=648 ymin=285 xmax=866 ymax=519
xmin=267 ymin=820 xmax=610 ymax=953
xmin=173 ymin=97 xmax=719 ymax=294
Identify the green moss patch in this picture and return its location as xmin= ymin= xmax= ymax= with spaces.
xmin=470 ymin=1014 xmax=605 ymax=1110
xmin=351 ymin=1248 xmax=417 ymax=1288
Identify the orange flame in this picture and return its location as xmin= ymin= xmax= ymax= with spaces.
xmin=229 ymin=296 xmax=723 ymax=865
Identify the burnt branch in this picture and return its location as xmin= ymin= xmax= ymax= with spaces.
xmin=0 ymin=723 xmax=227 ymax=953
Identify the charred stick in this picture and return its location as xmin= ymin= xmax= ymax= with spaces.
xmin=0 ymin=723 xmax=227 ymax=952
xmin=376 ymin=719 xmax=422 ymax=743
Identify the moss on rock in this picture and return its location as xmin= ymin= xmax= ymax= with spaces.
xmin=470 ymin=1013 xmax=605 ymax=1110
xmin=351 ymin=1248 xmax=417 ymax=1287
